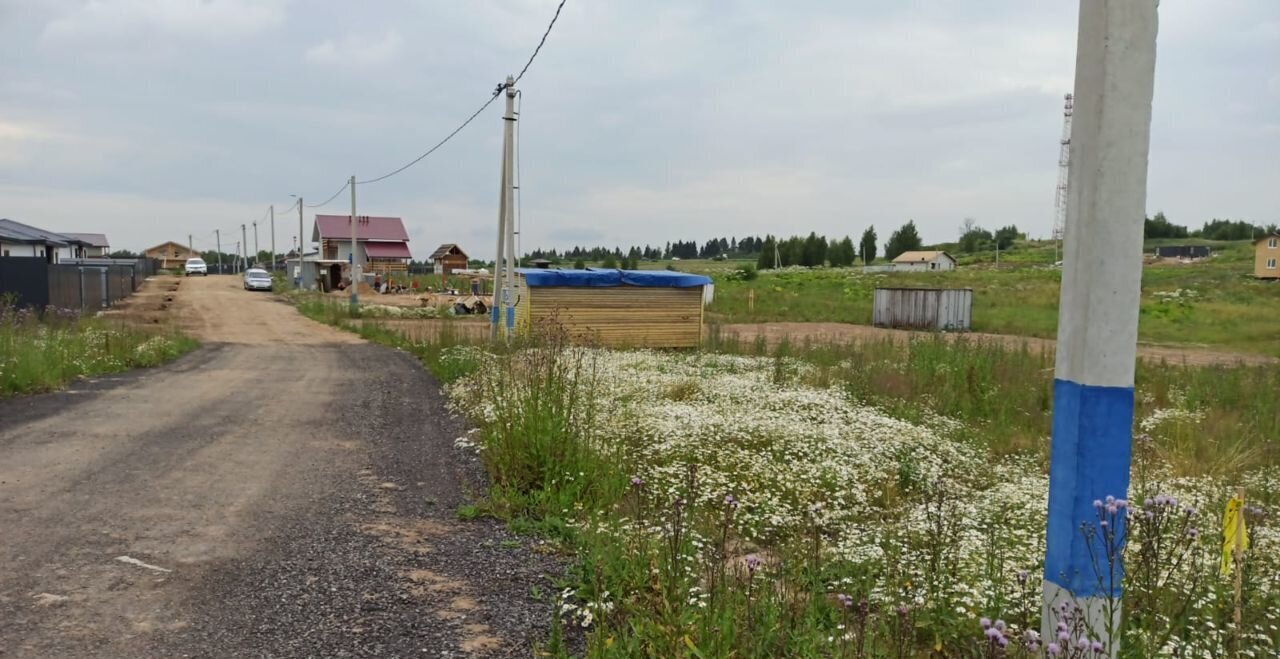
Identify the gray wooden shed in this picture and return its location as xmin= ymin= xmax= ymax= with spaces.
xmin=872 ymin=287 xmax=972 ymax=331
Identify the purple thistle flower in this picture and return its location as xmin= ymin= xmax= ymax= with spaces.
xmin=1187 ymin=527 xmax=1199 ymax=539
xmin=836 ymin=593 xmax=853 ymax=609
xmin=630 ymin=477 xmax=644 ymax=488
xmin=723 ymin=493 xmax=739 ymax=509
xmin=1144 ymin=497 xmax=1154 ymax=507
xmin=1076 ymin=637 xmax=1090 ymax=650
xmin=1185 ymin=506 xmax=1197 ymax=516
xmin=1105 ymin=495 xmax=1116 ymax=505
xmin=1092 ymin=640 xmax=1105 ymax=654
xmin=1058 ymin=630 xmax=1071 ymax=642
xmin=980 ymin=617 xmax=992 ymax=630
xmin=1093 ymin=499 xmax=1104 ymax=510
xmin=1106 ymin=503 xmax=1118 ymax=515
xmin=1099 ymin=520 xmax=1109 ymax=530
xmin=994 ymin=620 xmax=1006 ymax=632
xmin=1047 ymin=642 xmax=1061 ymax=656
xmin=985 ymin=628 xmax=1001 ymax=640
xmin=1056 ymin=621 xmax=1069 ymax=633
xmin=744 ymin=554 xmax=763 ymax=573
xmin=997 ymin=635 xmax=1009 ymax=648
xmin=1017 ymin=570 xmax=1029 ymax=585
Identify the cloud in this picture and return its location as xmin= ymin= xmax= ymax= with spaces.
xmin=41 ymin=0 xmax=286 ymax=41
xmin=304 ymin=30 xmax=404 ymax=67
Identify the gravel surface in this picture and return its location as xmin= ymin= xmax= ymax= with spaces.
xmin=0 ymin=276 xmax=568 ymax=658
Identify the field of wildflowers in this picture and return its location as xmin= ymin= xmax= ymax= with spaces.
xmin=284 ymin=295 xmax=1280 ymax=656
xmin=443 ymin=342 xmax=1279 ymax=657
xmin=0 ymin=303 xmax=196 ymax=396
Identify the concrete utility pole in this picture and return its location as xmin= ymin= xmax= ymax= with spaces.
xmin=215 ymin=229 xmax=222 ymax=274
xmin=295 ymin=196 xmax=305 ymax=289
xmin=270 ymin=205 xmax=276 ymax=272
xmin=1042 ymin=1 xmax=1159 ymax=655
xmin=188 ymin=234 xmax=193 ymax=254
xmin=234 ymin=241 xmax=240 ymax=274
xmin=491 ymin=76 xmax=517 ymax=341
xmin=349 ymin=175 xmax=359 ymax=312
xmin=252 ymin=221 xmax=260 ymax=268
xmin=241 ymin=224 xmax=248 ymax=273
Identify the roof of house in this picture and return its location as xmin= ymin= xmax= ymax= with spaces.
xmin=143 ymin=241 xmax=197 ymax=254
xmin=61 ymin=232 xmax=110 ymax=247
xmin=892 ymin=250 xmax=954 ymax=264
xmin=1253 ymin=234 xmax=1280 ymax=245
xmin=429 ymin=243 xmax=468 ymax=260
xmin=0 ymin=218 xmax=73 ymax=245
xmin=364 ymin=242 xmax=412 ymax=258
xmin=313 ymin=215 xmax=409 ymax=242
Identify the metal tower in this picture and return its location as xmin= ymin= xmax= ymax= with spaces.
xmin=1053 ymin=93 xmax=1074 ymax=259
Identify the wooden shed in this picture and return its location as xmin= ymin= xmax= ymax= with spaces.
xmin=512 ymin=268 xmax=712 ymax=348
xmin=873 ymin=287 xmax=972 ymax=331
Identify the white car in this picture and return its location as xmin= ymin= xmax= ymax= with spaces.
xmin=243 ymin=268 xmax=273 ymax=291
xmin=184 ymin=257 xmax=208 ymax=276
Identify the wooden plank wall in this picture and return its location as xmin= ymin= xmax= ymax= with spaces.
xmin=519 ymin=281 xmax=704 ymax=348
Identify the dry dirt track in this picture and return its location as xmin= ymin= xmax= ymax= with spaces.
xmin=719 ymin=322 xmax=1277 ymax=367
xmin=0 ymin=275 xmax=561 ymax=658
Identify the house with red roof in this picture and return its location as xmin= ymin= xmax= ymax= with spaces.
xmin=312 ymin=214 xmax=412 ymax=275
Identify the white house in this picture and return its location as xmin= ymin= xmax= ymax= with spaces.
xmin=0 ymin=218 xmax=79 ymax=262
xmin=891 ymin=250 xmax=957 ymax=272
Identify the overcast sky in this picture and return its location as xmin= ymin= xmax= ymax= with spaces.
xmin=2 ymin=0 xmax=1277 ymax=257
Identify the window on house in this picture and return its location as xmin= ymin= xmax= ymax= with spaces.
xmin=1269 ymin=238 xmax=1277 ymax=248
xmin=1268 ymin=258 xmax=1277 ymax=270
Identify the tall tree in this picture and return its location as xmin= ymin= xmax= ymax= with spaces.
xmin=884 ymin=220 xmax=924 ymax=261
xmin=829 ymin=236 xmax=856 ymax=267
xmin=993 ymin=225 xmax=1020 ymax=250
xmin=860 ymin=226 xmax=878 ymax=264
xmin=757 ymin=235 xmax=778 ymax=270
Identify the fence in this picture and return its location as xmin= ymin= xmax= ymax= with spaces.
xmin=0 ymin=257 xmax=159 ymax=313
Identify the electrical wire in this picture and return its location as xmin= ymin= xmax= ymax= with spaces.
xmin=351 ymin=0 xmax=566 ymax=186
xmin=304 ymin=180 xmax=351 ymax=208
xmin=514 ymin=90 xmax=523 ymax=259
xmin=355 ymin=91 xmax=501 ymax=185
xmin=513 ymin=0 xmax=567 ymax=86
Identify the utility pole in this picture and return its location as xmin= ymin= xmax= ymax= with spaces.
xmin=349 ymin=175 xmax=359 ymax=312
xmin=215 ymin=229 xmax=222 ymax=275
xmin=295 ymin=196 xmax=305 ymax=289
xmin=188 ymin=234 xmax=193 ymax=254
xmin=491 ymin=76 xmax=516 ymax=341
xmin=270 ymin=205 xmax=276 ymax=272
xmin=252 ymin=221 xmax=259 ymax=268
xmin=241 ymin=224 xmax=248 ymax=273
xmin=234 ymin=241 xmax=240 ymax=274
xmin=1041 ymin=2 xmax=1158 ymax=655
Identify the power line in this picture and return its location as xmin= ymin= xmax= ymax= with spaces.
xmin=355 ymin=92 xmax=501 ymax=185
xmin=352 ymin=0 xmax=567 ymax=186
xmin=513 ymin=0 xmax=567 ymax=86
xmin=305 ymin=180 xmax=351 ymax=208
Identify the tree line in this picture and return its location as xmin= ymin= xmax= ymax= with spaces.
xmin=1144 ymin=213 xmax=1278 ymax=241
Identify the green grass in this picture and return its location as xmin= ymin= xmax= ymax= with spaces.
xmin=701 ymin=240 xmax=1279 ymax=357
xmin=0 ymin=305 xmax=198 ymax=396
xmin=287 ymin=291 xmax=1280 ymax=657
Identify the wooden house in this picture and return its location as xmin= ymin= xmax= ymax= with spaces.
xmin=430 ymin=244 xmax=469 ymax=276
xmin=1256 ymin=234 xmax=1279 ymax=279
xmin=511 ymin=268 xmax=712 ymax=348
xmin=143 ymin=241 xmax=199 ymax=269
xmin=312 ymin=215 xmax=412 ymax=275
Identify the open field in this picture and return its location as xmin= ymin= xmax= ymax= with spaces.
xmin=657 ymin=240 xmax=1279 ymax=357
xmin=293 ymin=291 xmax=1280 ymax=657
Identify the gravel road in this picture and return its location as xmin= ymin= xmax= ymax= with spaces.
xmin=0 ymin=275 xmax=563 ymax=658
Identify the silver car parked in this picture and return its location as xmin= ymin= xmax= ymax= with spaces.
xmin=243 ymin=268 xmax=273 ymax=291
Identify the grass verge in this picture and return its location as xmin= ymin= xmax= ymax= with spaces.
xmin=0 ymin=304 xmax=198 ymax=396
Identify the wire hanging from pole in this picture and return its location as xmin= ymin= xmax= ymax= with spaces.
xmin=513 ymin=0 xmax=566 ymax=86
xmin=514 ymin=90 xmax=523 ymax=261
xmin=305 ymin=180 xmax=351 ymax=208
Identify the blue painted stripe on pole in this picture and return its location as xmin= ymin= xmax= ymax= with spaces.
xmin=505 ymin=306 xmax=515 ymax=329
xmin=490 ymin=307 xmax=499 ymax=325
xmin=1044 ymin=379 xmax=1134 ymax=598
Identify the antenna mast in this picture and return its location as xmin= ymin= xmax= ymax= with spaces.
xmin=1053 ymin=93 xmax=1073 ymax=263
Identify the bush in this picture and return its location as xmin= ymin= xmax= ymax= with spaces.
xmin=736 ymin=264 xmax=758 ymax=281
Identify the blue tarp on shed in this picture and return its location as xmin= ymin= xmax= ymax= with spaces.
xmin=517 ymin=268 xmax=710 ymax=288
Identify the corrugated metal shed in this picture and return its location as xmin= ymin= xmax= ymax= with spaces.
xmin=872 ymin=287 xmax=972 ymax=331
